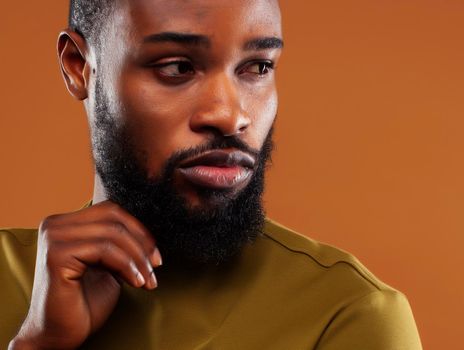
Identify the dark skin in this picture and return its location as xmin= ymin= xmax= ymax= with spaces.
xmin=9 ymin=0 xmax=282 ymax=349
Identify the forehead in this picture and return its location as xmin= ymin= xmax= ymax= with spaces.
xmin=116 ymin=0 xmax=282 ymax=43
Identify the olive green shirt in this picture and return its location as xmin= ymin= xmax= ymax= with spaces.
xmin=0 ymin=219 xmax=422 ymax=349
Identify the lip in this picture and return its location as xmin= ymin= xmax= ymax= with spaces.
xmin=178 ymin=150 xmax=256 ymax=190
xmin=179 ymin=150 xmax=256 ymax=169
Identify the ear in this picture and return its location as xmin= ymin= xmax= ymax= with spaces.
xmin=57 ymin=30 xmax=91 ymax=100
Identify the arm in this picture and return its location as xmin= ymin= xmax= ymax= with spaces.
xmin=316 ymin=289 xmax=422 ymax=350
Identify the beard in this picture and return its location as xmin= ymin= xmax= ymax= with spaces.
xmin=92 ymin=80 xmax=274 ymax=265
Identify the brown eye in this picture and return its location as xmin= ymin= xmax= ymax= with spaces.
xmin=156 ymin=61 xmax=195 ymax=77
xmin=244 ymin=61 xmax=274 ymax=75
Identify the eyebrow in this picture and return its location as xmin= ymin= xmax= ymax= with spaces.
xmin=142 ymin=32 xmax=284 ymax=51
xmin=244 ymin=37 xmax=284 ymax=51
xmin=143 ymin=32 xmax=210 ymax=47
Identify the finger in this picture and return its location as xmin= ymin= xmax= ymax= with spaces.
xmin=47 ymin=221 xmax=160 ymax=281
xmin=51 ymin=240 xmax=158 ymax=290
xmin=102 ymin=203 xmax=162 ymax=267
xmin=45 ymin=201 xmax=162 ymax=266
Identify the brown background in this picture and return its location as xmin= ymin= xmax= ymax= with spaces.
xmin=1 ymin=1 xmax=463 ymax=348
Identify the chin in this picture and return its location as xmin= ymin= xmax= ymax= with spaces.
xmin=181 ymin=188 xmax=241 ymax=211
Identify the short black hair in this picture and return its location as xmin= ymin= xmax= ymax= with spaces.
xmin=68 ymin=0 xmax=114 ymax=44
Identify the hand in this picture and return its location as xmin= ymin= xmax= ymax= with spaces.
xmin=8 ymin=200 xmax=162 ymax=350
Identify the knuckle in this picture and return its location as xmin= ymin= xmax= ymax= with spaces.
xmin=38 ymin=215 xmax=62 ymax=241
xmin=126 ymin=258 xmax=136 ymax=270
xmin=108 ymin=210 xmax=124 ymax=225
xmin=107 ymin=202 xmax=123 ymax=217
xmin=101 ymin=240 xmax=113 ymax=253
xmin=106 ymin=200 xmax=120 ymax=210
xmin=100 ymin=240 xmax=117 ymax=258
xmin=110 ymin=222 xmax=126 ymax=235
xmin=39 ymin=215 xmax=58 ymax=232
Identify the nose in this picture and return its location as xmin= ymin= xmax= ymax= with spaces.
xmin=189 ymin=72 xmax=250 ymax=137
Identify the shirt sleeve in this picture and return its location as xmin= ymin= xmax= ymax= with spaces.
xmin=315 ymin=289 xmax=423 ymax=350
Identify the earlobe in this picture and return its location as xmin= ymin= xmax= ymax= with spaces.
xmin=57 ymin=30 xmax=90 ymax=101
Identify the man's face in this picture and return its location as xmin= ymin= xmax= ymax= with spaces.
xmin=83 ymin=0 xmax=282 ymax=264
xmin=89 ymin=0 xmax=282 ymax=207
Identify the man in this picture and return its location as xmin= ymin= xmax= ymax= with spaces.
xmin=2 ymin=0 xmax=422 ymax=349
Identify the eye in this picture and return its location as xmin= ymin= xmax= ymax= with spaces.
xmin=154 ymin=60 xmax=195 ymax=77
xmin=241 ymin=61 xmax=275 ymax=76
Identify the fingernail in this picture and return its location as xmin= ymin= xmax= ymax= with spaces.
xmin=151 ymin=247 xmax=163 ymax=267
xmin=136 ymin=272 xmax=145 ymax=287
xmin=150 ymin=270 xmax=158 ymax=289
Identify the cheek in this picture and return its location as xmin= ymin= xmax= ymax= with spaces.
xmin=116 ymin=76 xmax=194 ymax=175
xmin=245 ymin=86 xmax=278 ymax=148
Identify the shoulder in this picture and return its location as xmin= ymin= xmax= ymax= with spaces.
xmin=315 ymin=287 xmax=423 ymax=349
xmin=0 ymin=227 xmax=38 ymax=246
xmin=0 ymin=227 xmax=38 ymax=270
xmin=0 ymin=227 xmax=38 ymax=297
xmin=0 ymin=228 xmax=38 ymax=347
xmin=258 ymin=219 xmax=422 ymax=349
xmin=0 ymin=227 xmax=37 ymax=291
xmin=261 ymin=219 xmax=390 ymax=292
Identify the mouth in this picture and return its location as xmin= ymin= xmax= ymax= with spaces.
xmin=177 ymin=150 xmax=256 ymax=190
